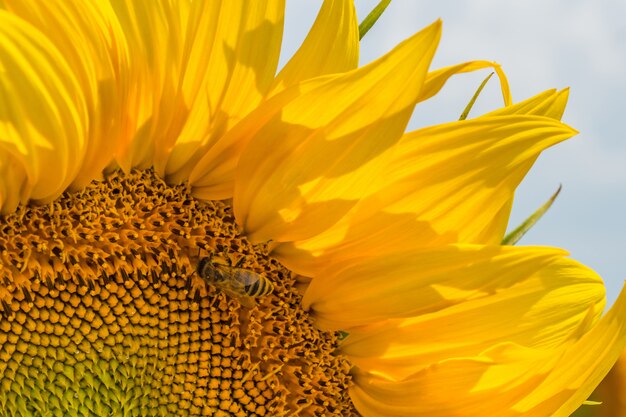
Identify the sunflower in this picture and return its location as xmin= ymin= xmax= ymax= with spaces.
xmin=0 ymin=1 xmax=625 ymax=416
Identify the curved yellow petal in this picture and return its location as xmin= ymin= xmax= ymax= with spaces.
xmin=229 ymin=20 xmax=442 ymax=244
xmin=272 ymin=114 xmax=576 ymax=276
xmin=269 ymin=0 xmax=359 ymax=95
xmin=3 ymin=0 xmax=130 ymax=191
xmin=0 ymin=11 xmax=88 ymax=212
xmin=422 ymin=60 xmax=512 ymax=106
xmin=340 ymin=257 xmax=604 ymax=380
xmin=302 ymin=245 xmax=576 ymax=330
xmin=349 ymin=286 xmax=626 ymax=417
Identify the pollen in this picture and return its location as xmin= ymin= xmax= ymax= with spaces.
xmin=0 ymin=170 xmax=355 ymax=416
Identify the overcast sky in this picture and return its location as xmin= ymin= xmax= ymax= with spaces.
xmin=281 ymin=1 xmax=626 ymax=305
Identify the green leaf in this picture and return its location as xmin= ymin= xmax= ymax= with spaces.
xmin=359 ymin=0 xmax=392 ymax=40
xmin=459 ymin=72 xmax=494 ymax=120
xmin=502 ymin=185 xmax=562 ymax=245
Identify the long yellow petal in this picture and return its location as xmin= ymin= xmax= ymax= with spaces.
xmin=269 ymin=0 xmax=359 ymax=95
xmin=105 ymin=1 xmax=285 ymax=180
xmin=272 ymin=210 xmax=436 ymax=276
xmin=272 ymin=114 xmax=576 ymax=276
xmin=302 ymin=245 xmax=577 ymax=330
xmin=349 ymin=344 xmax=554 ymax=417
xmin=3 ymin=0 xmax=130 ymax=191
xmin=229 ymin=20 xmax=442 ymax=243
xmin=189 ymin=80 xmax=310 ymax=199
xmin=340 ymin=257 xmax=605 ymax=380
xmin=106 ymin=0 xmax=190 ymax=172
xmin=378 ymin=115 xmax=577 ymax=243
xmin=0 ymin=11 xmax=88 ymax=212
xmin=161 ymin=1 xmax=285 ymax=183
xmin=349 ymin=286 xmax=626 ymax=417
xmin=517 ymin=285 xmax=626 ymax=416
xmin=421 ymin=60 xmax=512 ymax=106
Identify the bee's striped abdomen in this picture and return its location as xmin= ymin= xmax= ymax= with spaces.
xmin=244 ymin=274 xmax=274 ymax=297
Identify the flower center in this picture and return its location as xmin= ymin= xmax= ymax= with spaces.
xmin=0 ymin=170 xmax=355 ymax=416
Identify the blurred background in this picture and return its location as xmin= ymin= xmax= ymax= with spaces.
xmin=281 ymin=1 xmax=626 ymax=305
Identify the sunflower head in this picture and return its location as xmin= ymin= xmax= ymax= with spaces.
xmin=0 ymin=168 xmax=358 ymax=415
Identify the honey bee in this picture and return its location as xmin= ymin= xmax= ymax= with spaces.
xmin=196 ymin=255 xmax=273 ymax=307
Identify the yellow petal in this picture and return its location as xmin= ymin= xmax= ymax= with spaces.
xmin=189 ymin=20 xmax=440 ymax=202
xmin=106 ymin=0 xmax=190 ymax=172
xmin=422 ymin=60 xmax=512 ymax=106
xmin=230 ymin=20 xmax=442 ymax=243
xmin=272 ymin=211 xmax=436 ymax=276
xmin=481 ymin=87 xmax=570 ymax=246
xmin=378 ymin=115 xmax=577 ymax=242
xmin=272 ymin=114 xmax=577 ymax=276
xmin=269 ymin=0 xmax=359 ymax=95
xmin=3 ymin=0 xmax=130 ymax=191
xmin=0 ymin=11 xmax=88 ymax=212
xmin=517 ymin=285 xmax=626 ymax=416
xmin=340 ymin=257 xmax=605 ymax=380
xmin=486 ymin=88 xmax=570 ymax=120
xmin=349 ymin=344 xmax=553 ymax=417
xmin=349 ymin=286 xmax=626 ymax=416
xmin=105 ymin=1 xmax=285 ymax=179
xmin=189 ymin=82 xmax=308 ymax=199
xmin=161 ymin=1 xmax=285 ymax=183
xmin=576 ymin=349 xmax=626 ymax=416
xmin=302 ymin=245 xmax=573 ymax=330
xmin=0 ymin=155 xmax=27 ymax=213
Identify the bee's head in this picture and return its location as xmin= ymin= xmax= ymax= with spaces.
xmin=197 ymin=256 xmax=227 ymax=282
xmin=197 ymin=257 xmax=210 ymax=276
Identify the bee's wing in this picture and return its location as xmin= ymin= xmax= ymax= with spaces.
xmin=231 ymin=269 xmax=261 ymax=287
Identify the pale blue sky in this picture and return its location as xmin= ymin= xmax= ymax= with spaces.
xmin=281 ymin=1 xmax=626 ymax=305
